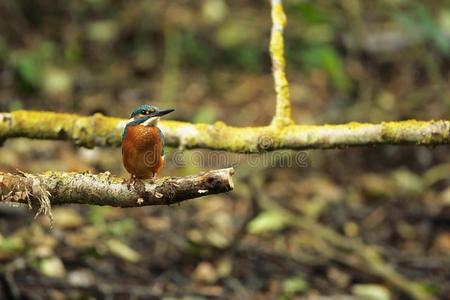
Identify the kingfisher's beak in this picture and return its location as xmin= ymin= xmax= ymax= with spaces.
xmin=153 ymin=108 xmax=175 ymax=117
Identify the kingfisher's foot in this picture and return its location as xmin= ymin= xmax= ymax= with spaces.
xmin=124 ymin=175 xmax=137 ymax=190
xmin=146 ymin=173 xmax=156 ymax=184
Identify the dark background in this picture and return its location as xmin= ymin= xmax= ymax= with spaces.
xmin=0 ymin=1 xmax=449 ymax=299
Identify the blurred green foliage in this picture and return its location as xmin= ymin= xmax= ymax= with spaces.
xmin=13 ymin=52 xmax=43 ymax=93
xmin=88 ymin=206 xmax=137 ymax=237
xmin=107 ymin=219 xmax=137 ymax=237
xmin=394 ymin=2 xmax=450 ymax=55
xmin=287 ymin=1 xmax=330 ymax=24
xmin=247 ymin=210 xmax=288 ymax=234
xmin=298 ymin=44 xmax=350 ymax=91
xmin=182 ymin=33 xmax=211 ymax=66
xmin=281 ymin=276 xmax=309 ymax=299
xmin=10 ymin=42 xmax=55 ymax=93
xmin=0 ymin=237 xmax=20 ymax=252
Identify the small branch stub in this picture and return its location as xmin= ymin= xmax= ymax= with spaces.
xmin=0 ymin=168 xmax=235 ymax=210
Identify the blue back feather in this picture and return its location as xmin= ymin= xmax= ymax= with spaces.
xmin=157 ymin=127 xmax=166 ymax=156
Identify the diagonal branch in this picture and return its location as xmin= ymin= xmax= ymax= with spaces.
xmin=270 ymin=0 xmax=293 ymax=126
xmin=1 ymin=111 xmax=449 ymax=152
xmin=0 ymin=168 xmax=234 ymax=209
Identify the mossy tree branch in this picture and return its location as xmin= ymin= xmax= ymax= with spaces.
xmin=0 ymin=168 xmax=234 ymax=209
xmin=1 ymin=111 xmax=449 ymax=152
xmin=270 ymin=0 xmax=292 ymax=126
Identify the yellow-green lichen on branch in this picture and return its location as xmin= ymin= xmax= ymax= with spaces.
xmin=381 ymin=120 xmax=450 ymax=145
xmin=0 ymin=110 xmax=449 ymax=152
xmin=0 ymin=168 xmax=235 ymax=208
xmin=270 ymin=0 xmax=292 ymax=126
xmin=0 ymin=110 xmax=124 ymax=148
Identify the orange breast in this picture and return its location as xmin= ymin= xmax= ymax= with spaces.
xmin=122 ymin=125 xmax=164 ymax=179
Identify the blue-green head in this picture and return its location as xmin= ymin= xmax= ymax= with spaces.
xmin=122 ymin=104 xmax=174 ymax=141
xmin=130 ymin=104 xmax=174 ymax=121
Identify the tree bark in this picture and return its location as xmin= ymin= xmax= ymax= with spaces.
xmin=0 ymin=168 xmax=234 ymax=210
xmin=1 ymin=111 xmax=449 ymax=152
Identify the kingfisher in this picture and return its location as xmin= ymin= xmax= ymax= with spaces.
xmin=121 ymin=104 xmax=174 ymax=185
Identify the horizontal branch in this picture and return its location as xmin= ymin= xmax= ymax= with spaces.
xmin=0 ymin=111 xmax=449 ymax=152
xmin=0 ymin=168 xmax=234 ymax=210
